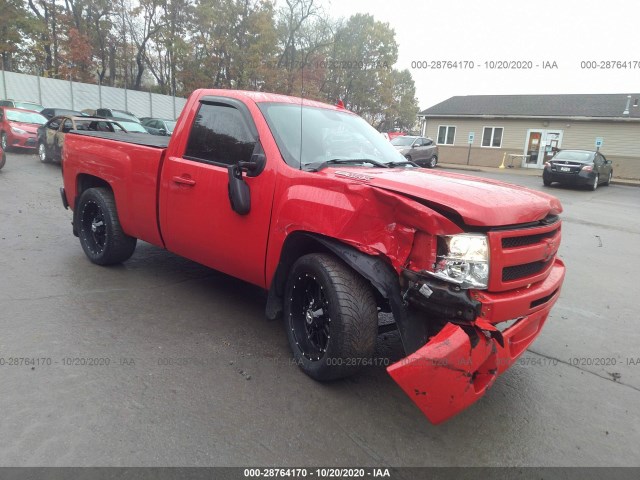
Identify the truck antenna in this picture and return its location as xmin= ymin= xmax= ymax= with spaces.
xmin=299 ymin=59 xmax=304 ymax=171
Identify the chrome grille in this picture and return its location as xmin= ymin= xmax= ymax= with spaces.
xmin=487 ymin=217 xmax=561 ymax=292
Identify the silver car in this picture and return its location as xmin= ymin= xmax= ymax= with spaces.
xmin=390 ymin=135 xmax=438 ymax=168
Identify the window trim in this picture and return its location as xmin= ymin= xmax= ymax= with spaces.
xmin=183 ymin=101 xmax=258 ymax=167
xmin=437 ymin=125 xmax=456 ymax=145
xmin=481 ymin=126 xmax=504 ymax=148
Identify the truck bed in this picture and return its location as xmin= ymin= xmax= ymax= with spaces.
xmin=72 ymin=131 xmax=171 ymax=148
xmin=63 ymin=131 xmax=168 ymax=248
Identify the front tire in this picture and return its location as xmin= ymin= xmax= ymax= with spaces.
xmin=1 ymin=132 xmax=8 ymax=151
xmin=0 ymin=151 xmax=5 ymax=170
xmin=284 ymin=254 xmax=378 ymax=381
xmin=77 ymin=187 xmax=137 ymax=265
xmin=38 ymin=142 xmax=50 ymax=163
xmin=604 ymin=171 xmax=613 ymax=186
xmin=543 ymin=178 xmax=552 ymax=186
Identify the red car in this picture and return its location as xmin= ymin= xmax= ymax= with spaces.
xmin=0 ymin=107 xmax=47 ymax=151
xmin=60 ymin=89 xmax=565 ymax=424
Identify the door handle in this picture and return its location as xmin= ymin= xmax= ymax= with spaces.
xmin=172 ymin=175 xmax=196 ymax=186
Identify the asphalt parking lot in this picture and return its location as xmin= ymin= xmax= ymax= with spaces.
xmin=1 ymin=151 xmax=639 ymax=468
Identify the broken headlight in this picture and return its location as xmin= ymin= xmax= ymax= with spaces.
xmin=429 ymin=234 xmax=490 ymax=289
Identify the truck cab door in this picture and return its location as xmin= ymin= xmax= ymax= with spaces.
xmin=159 ymin=98 xmax=276 ymax=288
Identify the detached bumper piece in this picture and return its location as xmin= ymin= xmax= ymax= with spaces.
xmin=388 ymin=259 xmax=565 ymax=424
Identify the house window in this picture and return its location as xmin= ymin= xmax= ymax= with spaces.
xmin=482 ymin=127 xmax=503 ymax=147
xmin=437 ymin=125 xmax=456 ymax=145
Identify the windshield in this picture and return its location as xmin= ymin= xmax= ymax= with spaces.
xmin=14 ymin=102 xmax=44 ymax=112
xmin=6 ymin=109 xmax=46 ymax=125
xmin=390 ymin=136 xmax=416 ymax=147
xmin=117 ymin=121 xmax=147 ymax=133
xmin=553 ymin=151 xmax=593 ymax=163
xmin=258 ymin=103 xmax=406 ymax=169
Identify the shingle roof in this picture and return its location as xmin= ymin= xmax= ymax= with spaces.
xmin=420 ymin=94 xmax=640 ymax=119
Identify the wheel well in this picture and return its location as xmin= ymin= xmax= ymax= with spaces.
xmin=75 ymin=174 xmax=111 ymax=206
xmin=270 ymin=232 xmax=333 ymax=299
xmin=265 ymin=232 xmax=391 ymax=320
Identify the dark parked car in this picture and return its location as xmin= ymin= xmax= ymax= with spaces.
xmin=110 ymin=118 xmax=150 ymax=134
xmin=390 ymin=135 xmax=438 ymax=168
xmin=141 ymin=118 xmax=176 ymax=136
xmin=0 ymin=99 xmax=45 ymax=112
xmin=0 ymin=107 xmax=47 ymax=151
xmin=95 ymin=108 xmax=140 ymax=123
xmin=40 ymin=108 xmax=85 ymax=120
xmin=37 ymin=116 xmax=129 ymax=163
xmin=543 ymin=149 xmax=613 ymax=190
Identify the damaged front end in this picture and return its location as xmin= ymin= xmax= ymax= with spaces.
xmin=271 ymin=170 xmax=566 ymax=424
xmin=386 ymin=217 xmax=565 ymax=424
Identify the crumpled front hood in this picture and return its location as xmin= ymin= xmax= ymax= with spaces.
xmin=330 ymin=168 xmax=562 ymax=227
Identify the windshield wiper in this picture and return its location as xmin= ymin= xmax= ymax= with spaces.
xmin=306 ymin=158 xmax=390 ymax=172
xmin=387 ymin=160 xmax=418 ymax=168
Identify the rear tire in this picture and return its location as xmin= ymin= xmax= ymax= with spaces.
xmin=38 ymin=142 xmax=50 ymax=163
xmin=77 ymin=187 xmax=137 ymax=265
xmin=428 ymin=155 xmax=438 ymax=168
xmin=284 ymin=253 xmax=378 ymax=381
xmin=0 ymin=151 xmax=5 ymax=170
xmin=591 ymin=174 xmax=599 ymax=191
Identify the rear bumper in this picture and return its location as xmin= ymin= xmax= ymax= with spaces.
xmin=387 ymin=258 xmax=565 ymax=424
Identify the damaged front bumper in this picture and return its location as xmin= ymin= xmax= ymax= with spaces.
xmin=387 ymin=258 xmax=565 ymax=424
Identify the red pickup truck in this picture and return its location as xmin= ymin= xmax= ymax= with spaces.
xmin=61 ymin=89 xmax=565 ymax=424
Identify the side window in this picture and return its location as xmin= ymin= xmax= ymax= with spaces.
xmin=424 ymin=138 xmax=433 ymax=146
xmin=62 ymin=119 xmax=73 ymax=131
xmin=184 ymin=103 xmax=255 ymax=165
xmin=48 ymin=119 xmax=60 ymax=130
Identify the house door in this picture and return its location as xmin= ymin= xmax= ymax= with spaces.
xmin=523 ymin=129 xmax=563 ymax=168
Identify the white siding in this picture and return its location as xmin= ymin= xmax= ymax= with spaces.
xmin=425 ymin=117 xmax=640 ymax=157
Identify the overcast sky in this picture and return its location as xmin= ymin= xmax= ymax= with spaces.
xmin=319 ymin=0 xmax=639 ymax=110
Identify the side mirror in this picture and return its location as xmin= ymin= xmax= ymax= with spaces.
xmin=606 ymin=160 xmax=612 ymax=165
xmin=159 ymin=129 xmax=167 ymax=136
xmin=227 ymin=165 xmax=251 ymax=215
xmin=238 ymin=153 xmax=266 ymax=178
